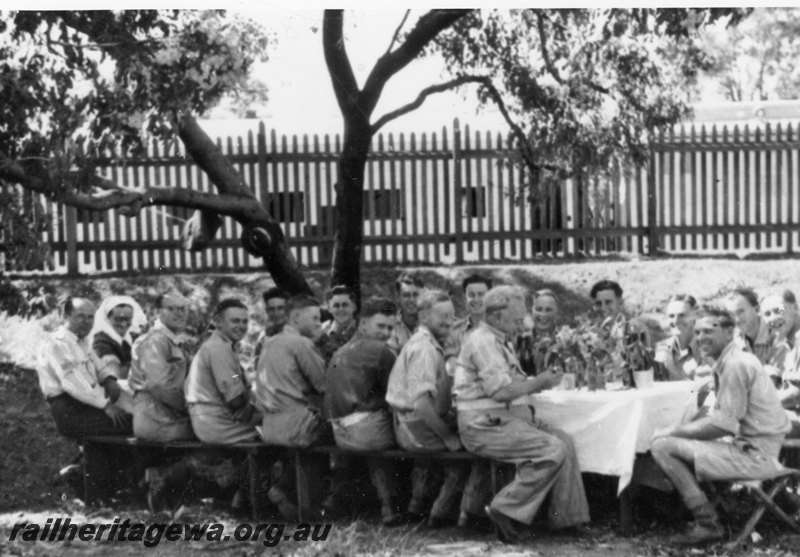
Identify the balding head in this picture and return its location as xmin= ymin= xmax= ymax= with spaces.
xmin=65 ymin=297 xmax=96 ymax=339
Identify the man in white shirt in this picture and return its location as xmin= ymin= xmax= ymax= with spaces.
xmin=38 ymin=297 xmax=131 ymax=438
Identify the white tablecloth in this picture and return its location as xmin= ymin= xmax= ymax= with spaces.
xmin=529 ymin=381 xmax=698 ymax=494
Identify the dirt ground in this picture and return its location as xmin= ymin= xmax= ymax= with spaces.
xmin=2 ymin=257 xmax=800 ymax=556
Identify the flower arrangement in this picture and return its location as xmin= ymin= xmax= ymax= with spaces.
xmin=545 ymin=311 xmax=654 ymax=390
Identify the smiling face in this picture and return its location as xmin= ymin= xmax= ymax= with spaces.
xmin=666 ymin=300 xmax=695 ymax=341
xmin=398 ymin=283 xmax=421 ymax=317
xmin=593 ymin=289 xmax=622 ymax=318
xmin=329 ymin=294 xmax=356 ymax=327
xmin=725 ymin=294 xmax=760 ymax=338
xmin=158 ymin=293 xmax=189 ymax=334
xmin=532 ymin=294 xmax=558 ymax=333
xmin=694 ymin=316 xmax=734 ymax=360
xmin=292 ymin=305 xmax=322 ymax=340
xmin=216 ymin=306 xmax=249 ymax=343
xmin=489 ymin=299 xmax=526 ymax=338
xmin=107 ymin=304 xmax=134 ymax=338
xmin=464 ymin=282 xmax=488 ymax=319
xmin=761 ymin=295 xmax=789 ymax=337
xmin=360 ymin=312 xmax=395 ymax=343
xmin=421 ymin=300 xmax=455 ymax=343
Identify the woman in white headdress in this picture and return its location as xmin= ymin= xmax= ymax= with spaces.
xmin=90 ymin=295 xmax=148 ymax=410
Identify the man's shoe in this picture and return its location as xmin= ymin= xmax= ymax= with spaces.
xmin=670 ymin=521 xmax=725 ymax=546
xmin=457 ymin=511 xmax=493 ymax=533
xmin=485 ymin=506 xmax=530 ymax=544
xmin=406 ymin=498 xmax=426 ymax=521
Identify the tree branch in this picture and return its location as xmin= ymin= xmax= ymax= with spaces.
xmin=323 ymin=10 xmax=361 ymax=118
xmin=384 ymin=10 xmax=411 ymax=56
xmin=537 ymin=12 xmax=565 ymax=85
xmin=0 ymin=153 xmax=261 ymax=220
xmin=372 ymin=75 xmax=488 ymax=133
xmin=361 ymin=9 xmax=470 ymax=117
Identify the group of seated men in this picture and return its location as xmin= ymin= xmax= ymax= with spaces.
xmin=35 ymin=274 xmax=799 ymax=545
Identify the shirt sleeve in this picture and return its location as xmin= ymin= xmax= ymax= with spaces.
xmin=401 ymin=341 xmax=441 ymax=403
xmin=208 ymin=343 xmax=247 ymax=404
xmin=136 ymin=333 xmax=187 ymax=411
xmin=375 ymin=346 xmax=397 ymax=397
xmin=708 ymin=360 xmax=751 ymax=434
xmin=45 ymin=341 xmax=108 ymax=409
xmin=468 ymin=335 xmax=513 ymax=397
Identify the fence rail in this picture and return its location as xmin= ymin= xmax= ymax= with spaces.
xmin=2 ymin=119 xmax=800 ymax=276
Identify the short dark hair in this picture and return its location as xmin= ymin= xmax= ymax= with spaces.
xmin=326 ymin=285 xmax=354 ymax=302
xmin=783 ymin=289 xmax=797 ymax=306
xmin=731 ymin=287 xmax=759 ymax=308
xmin=63 ymin=298 xmax=76 ymax=317
xmin=590 ymin=280 xmax=623 ymax=300
xmin=668 ymin=293 xmax=697 ymax=309
xmin=395 ymin=272 xmax=424 ymax=293
xmin=533 ymin=288 xmax=558 ymax=303
xmin=360 ymin=297 xmax=397 ymax=319
xmin=695 ymin=305 xmax=735 ymax=329
xmin=461 ymin=274 xmax=492 ymax=292
xmin=214 ymin=298 xmax=248 ymax=316
xmin=263 ymin=287 xmax=289 ymax=305
xmin=287 ymin=295 xmax=320 ymax=315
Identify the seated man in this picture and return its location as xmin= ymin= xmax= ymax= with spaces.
xmin=253 ymin=287 xmax=289 ymax=362
xmin=454 ymin=285 xmax=590 ymax=542
xmin=38 ymin=297 xmax=132 ymax=439
xmin=445 ymin=274 xmax=492 ymax=373
xmin=254 ymin=294 xmax=330 ymax=519
xmin=725 ymin=287 xmax=786 ymax=371
xmin=761 ymin=291 xmax=800 ymax=439
xmin=186 ymin=298 xmax=261 ymax=444
xmin=387 ymin=289 xmax=469 ymax=528
xmin=651 ymin=306 xmax=791 ymax=545
xmin=387 ymin=272 xmax=425 ymax=355
xmin=325 ymin=297 xmax=402 ymax=525
xmin=37 ymin=297 xmax=133 ymax=500
xmin=654 ymin=294 xmax=705 ymax=381
xmin=129 ymin=291 xmax=194 ymax=442
xmin=589 ymin=279 xmax=653 ymax=348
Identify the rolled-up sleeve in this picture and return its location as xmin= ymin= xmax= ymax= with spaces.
xmin=708 ymin=362 xmax=749 ymax=435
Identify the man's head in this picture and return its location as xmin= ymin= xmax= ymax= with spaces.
xmin=326 ymin=285 xmax=356 ymax=327
xmin=483 ymin=285 xmax=526 ymax=337
xmin=358 ymin=297 xmax=397 ymax=342
xmin=156 ymin=291 xmax=190 ymax=334
xmin=462 ymin=274 xmax=492 ymax=319
xmin=590 ymin=280 xmax=624 ymax=318
xmin=213 ymin=298 xmax=249 ymax=343
xmin=417 ymin=289 xmax=455 ymax=343
xmin=724 ymin=287 xmax=760 ymax=338
xmin=395 ymin=272 xmax=424 ymax=317
xmin=262 ymin=287 xmax=289 ymax=328
xmin=107 ymin=303 xmax=134 ymax=338
xmin=531 ymin=289 xmax=558 ymax=333
xmin=693 ymin=306 xmax=736 ymax=359
xmin=782 ymin=289 xmax=800 ymax=335
xmin=761 ymin=293 xmax=785 ymax=331
xmin=287 ymin=295 xmax=322 ymax=339
xmin=665 ymin=294 xmax=697 ymax=342
xmin=64 ymin=297 xmax=96 ymax=339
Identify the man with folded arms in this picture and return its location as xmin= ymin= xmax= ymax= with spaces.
xmin=325 ymin=297 xmax=402 ymax=525
xmin=454 ymin=285 xmax=590 ymax=543
xmin=387 ymin=289 xmax=469 ymax=528
xmin=651 ymin=306 xmax=791 ymax=545
xmin=255 ymin=295 xmax=330 ymax=519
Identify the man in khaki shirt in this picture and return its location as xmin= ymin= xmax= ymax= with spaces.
xmin=652 ymin=306 xmax=791 ymax=546
xmin=386 ymin=272 xmax=424 ymax=355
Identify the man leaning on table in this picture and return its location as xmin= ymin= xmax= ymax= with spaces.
xmin=651 ymin=306 xmax=791 ymax=546
xmin=454 ymin=285 xmax=591 ymax=543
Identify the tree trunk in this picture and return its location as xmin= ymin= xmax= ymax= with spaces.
xmin=330 ymin=119 xmax=372 ymax=301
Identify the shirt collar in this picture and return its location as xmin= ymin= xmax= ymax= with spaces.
xmin=211 ymin=329 xmax=237 ymax=350
xmin=754 ymin=318 xmax=772 ymax=345
xmin=281 ymin=324 xmax=301 ymax=337
xmin=417 ymin=325 xmax=444 ymax=351
xmin=478 ymin=320 xmax=507 ymax=343
xmin=711 ymin=340 xmax=738 ymax=376
xmin=153 ymin=319 xmax=184 ymax=344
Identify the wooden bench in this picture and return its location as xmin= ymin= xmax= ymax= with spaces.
xmin=81 ymin=436 xmax=501 ymax=522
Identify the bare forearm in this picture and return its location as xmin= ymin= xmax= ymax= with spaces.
xmin=667 ymin=417 xmax=730 ymax=440
xmin=492 ymin=376 xmax=548 ymax=402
